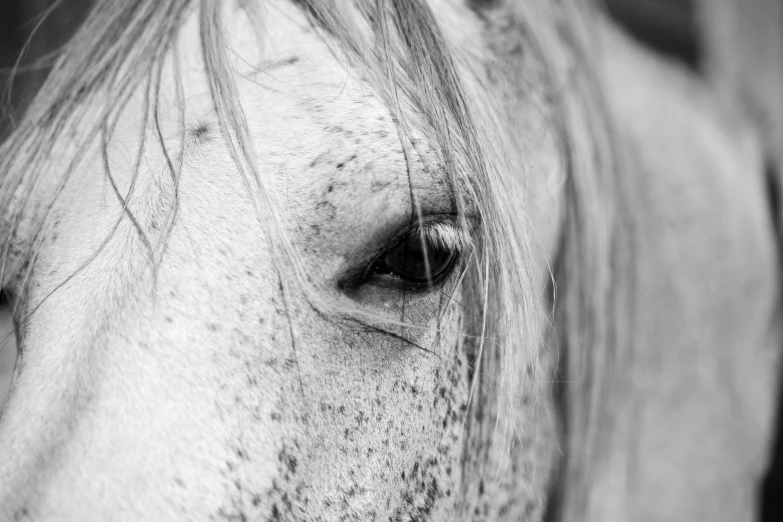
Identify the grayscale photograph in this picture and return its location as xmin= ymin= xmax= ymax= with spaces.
xmin=0 ymin=0 xmax=781 ymax=520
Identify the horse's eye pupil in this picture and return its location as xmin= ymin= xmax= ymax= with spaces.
xmin=380 ymin=233 xmax=456 ymax=284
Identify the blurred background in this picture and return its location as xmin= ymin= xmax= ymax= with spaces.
xmin=0 ymin=0 xmax=702 ymax=139
xmin=0 ymin=0 xmax=780 ymax=519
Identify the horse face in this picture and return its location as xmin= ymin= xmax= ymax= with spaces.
xmin=0 ymin=1 xmax=562 ymax=520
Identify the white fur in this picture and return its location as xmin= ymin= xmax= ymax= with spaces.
xmin=0 ymin=1 xmax=780 ymax=521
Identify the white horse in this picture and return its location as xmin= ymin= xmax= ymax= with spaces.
xmin=0 ymin=1 xmax=779 ymax=520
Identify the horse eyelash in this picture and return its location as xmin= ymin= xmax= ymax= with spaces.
xmin=410 ymin=219 xmax=474 ymax=256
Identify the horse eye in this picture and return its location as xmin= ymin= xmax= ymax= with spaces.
xmin=372 ymin=230 xmax=458 ymax=287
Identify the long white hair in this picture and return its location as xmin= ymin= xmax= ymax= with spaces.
xmin=0 ymin=1 xmax=634 ymax=519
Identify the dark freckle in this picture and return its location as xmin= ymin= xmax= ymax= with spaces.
xmin=309 ymin=152 xmax=328 ymax=168
xmin=315 ymin=200 xmax=336 ymax=219
xmin=252 ymin=495 xmax=261 ymax=506
xmin=335 ymin=154 xmax=357 ymax=170
xmin=190 ymin=123 xmax=210 ymax=141
xmin=326 ymin=184 xmax=334 ymax=192
xmin=208 ymin=323 xmax=220 ymax=332
xmin=287 ymin=456 xmax=298 ymax=474
xmin=174 ymin=477 xmax=185 ymax=488
xmin=164 ymin=316 xmax=173 ymax=323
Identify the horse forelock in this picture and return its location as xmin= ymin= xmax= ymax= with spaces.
xmin=0 ymin=1 xmax=632 ymax=520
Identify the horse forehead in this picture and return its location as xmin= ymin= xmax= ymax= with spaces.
xmin=242 ymin=65 xmax=403 ymax=164
xmin=207 ymin=15 xmax=452 ymax=223
xmin=223 ymin=0 xmax=488 ymax=134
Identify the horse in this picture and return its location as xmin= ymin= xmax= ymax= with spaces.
xmin=0 ymin=0 xmax=780 ymax=520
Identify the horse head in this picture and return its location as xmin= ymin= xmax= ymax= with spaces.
xmin=0 ymin=1 xmax=587 ymax=519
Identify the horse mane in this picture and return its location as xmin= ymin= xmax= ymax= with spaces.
xmin=0 ymin=1 xmax=635 ymax=520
